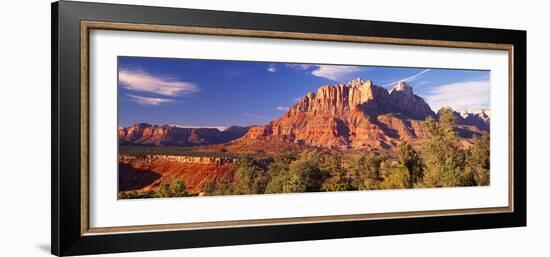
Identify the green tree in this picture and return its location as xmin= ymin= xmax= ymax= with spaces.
xmin=321 ymin=154 xmax=352 ymax=192
xmin=466 ymin=132 xmax=490 ymax=186
xmin=288 ymin=150 xmax=328 ymax=192
xmin=379 ymin=165 xmax=410 ymax=189
xmin=203 ymin=181 xmax=215 ymax=194
xmin=265 ymin=173 xmax=289 ymax=194
xmin=265 ymin=151 xmax=299 ymax=191
xmin=396 ymin=141 xmax=424 ymax=187
xmin=233 ymin=153 xmax=269 ymax=195
xmin=421 ymin=108 xmax=470 ymax=187
xmin=155 ymin=179 xmax=189 ymax=198
xmin=282 ymin=173 xmax=308 ymax=193
xmin=266 ymin=151 xmax=299 ymax=187
xmin=211 ymin=181 xmax=235 ymax=196
xmin=170 ymin=179 xmax=188 ymax=197
xmin=269 ymin=151 xmax=299 ymax=173
xmin=156 ymin=183 xmax=171 ymax=198
xmin=266 ymin=168 xmax=308 ymax=194
xmin=266 ymin=150 xmax=329 ymax=193
xmin=265 ymin=152 xmax=296 ymax=194
xmin=350 ymin=152 xmax=384 ymax=190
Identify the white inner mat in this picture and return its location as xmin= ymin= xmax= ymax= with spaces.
xmin=89 ymin=29 xmax=509 ymax=228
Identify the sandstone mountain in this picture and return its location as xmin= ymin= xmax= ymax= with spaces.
xmin=231 ymin=78 xmax=486 ymax=151
xmin=120 ymin=78 xmax=489 ymax=151
xmin=457 ymin=109 xmax=491 ymax=131
xmin=118 ymin=79 xmax=491 ymax=194
xmin=119 ymin=123 xmax=249 ymax=146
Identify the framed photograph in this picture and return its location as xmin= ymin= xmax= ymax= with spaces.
xmin=52 ymin=1 xmax=526 ymax=256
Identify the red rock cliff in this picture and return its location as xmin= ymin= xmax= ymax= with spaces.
xmin=236 ymin=78 xmax=439 ymax=150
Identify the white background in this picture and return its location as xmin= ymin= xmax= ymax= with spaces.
xmin=0 ymin=0 xmax=547 ymax=256
xmin=90 ymin=30 xmax=509 ymax=227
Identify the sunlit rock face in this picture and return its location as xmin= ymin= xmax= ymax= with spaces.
xmin=120 ymin=78 xmax=489 ymax=152
xmin=237 ymin=78 xmax=485 ymax=151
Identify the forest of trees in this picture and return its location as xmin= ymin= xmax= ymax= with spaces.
xmin=119 ymin=108 xmax=490 ymax=199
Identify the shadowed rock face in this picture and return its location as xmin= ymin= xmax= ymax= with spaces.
xmin=118 ymin=124 xmax=249 ymax=146
xmin=234 ymin=78 xmax=485 ymax=151
xmin=388 ymin=81 xmax=435 ymax=120
xmin=457 ymin=109 xmax=491 ymax=131
xmin=118 ymin=163 xmax=161 ymax=191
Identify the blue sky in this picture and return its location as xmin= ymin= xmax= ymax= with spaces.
xmin=118 ymin=56 xmax=490 ymax=128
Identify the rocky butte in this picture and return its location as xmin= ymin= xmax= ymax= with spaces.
xmin=119 ymin=123 xmax=249 ymax=146
xmin=232 ymin=78 xmax=488 ymax=151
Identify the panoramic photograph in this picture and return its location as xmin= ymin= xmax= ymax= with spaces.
xmin=117 ymin=56 xmax=491 ymax=199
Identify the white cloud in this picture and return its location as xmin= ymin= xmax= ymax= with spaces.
xmin=119 ymin=68 xmax=198 ymax=96
xmin=126 ymin=94 xmax=176 ymax=106
xmin=311 ymin=65 xmax=364 ymax=81
xmin=285 ymin=64 xmax=365 ymax=81
xmin=423 ymin=80 xmax=490 ymax=112
xmin=382 ymin=69 xmax=431 ymax=88
xmin=171 ymin=124 xmax=228 ymax=131
xmin=243 ymin=113 xmax=272 ymax=120
xmin=416 ymin=80 xmax=432 ymax=86
xmin=276 ymin=106 xmax=289 ymax=111
xmin=285 ymin=64 xmax=312 ymax=70
xmin=267 ymin=64 xmax=277 ymax=72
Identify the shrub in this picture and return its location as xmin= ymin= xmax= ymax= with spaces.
xmin=379 ymin=165 xmax=410 ymax=189
xmin=155 ymin=179 xmax=189 ymax=198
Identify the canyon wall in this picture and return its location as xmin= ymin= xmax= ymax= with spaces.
xmin=118 ymin=154 xmax=235 ymax=194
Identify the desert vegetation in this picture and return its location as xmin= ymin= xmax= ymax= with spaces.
xmin=119 ymin=108 xmax=489 ymax=199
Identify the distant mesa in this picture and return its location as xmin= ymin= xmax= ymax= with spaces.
xmin=457 ymin=109 xmax=491 ymax=131
xmin=119 ymin=78 xmax=490 ymax=151
xmin=119 ymin=123 xmax=249 ymax=146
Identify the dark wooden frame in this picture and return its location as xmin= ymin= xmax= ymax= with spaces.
xmin=52 ymin=1 xmax=526 ymax=256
